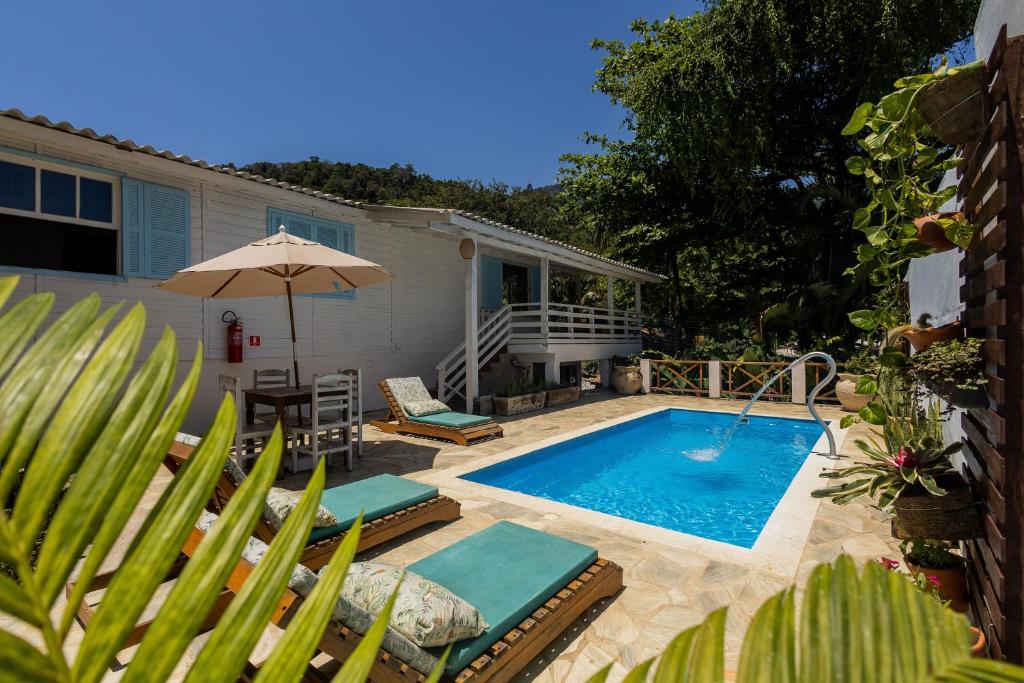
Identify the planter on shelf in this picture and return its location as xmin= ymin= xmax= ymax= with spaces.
xmin=925 ymin=379 xmax=988 ymax=409
xmin=545 ymin=385 xmax=580 ymax=407
xmin=905 ymin=560 xmax=969 ymax=614
xmin=970 ymin=627 xmax=987 ymax=657
xmin=611 ymin=365 xmax=643 ymax=395
xmin=835 ymin=373 xmax=873 ymax=412
xmin=913 ymin=64 xmax=987 ymax=145
xmin=494 ymin=391 xmax=546 ymax=416
xmin=900 ymin=320 xmax=963 ymax=352
xmin=891 ymin=474 xmax=983 ymax=541
xmin=913 ymin=212 xmax=965 ymax=253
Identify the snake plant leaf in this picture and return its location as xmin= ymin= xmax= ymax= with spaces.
xmin=736 ymin=588 xmax=794 ymax=683
xmin=254 ymin=511 xmax=365 ymax=683
xmin=185 ymin=456 xmax=327 ymax=682
xmin=332 ymin=583 xmax=402 ymax=683
xmin=0 ymin=629 xmax=56 ymax=683
xmin=72 ymin=395 xmax=237 ymax=683
xmin=124 ymin=426 xmax=285 ymax=683
xmin=11 ymin=303 xmax=144 ymax=545
xmin=59 ymin=347 xmax=202 ymax=640
xmin=36 ymin=327 xmax=178 ymax=606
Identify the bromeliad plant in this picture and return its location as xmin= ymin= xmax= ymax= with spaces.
xmin=0 ymin=276 xmax=445 ymax=683
xmin=843 ymin=59 xmax=983 ymax=337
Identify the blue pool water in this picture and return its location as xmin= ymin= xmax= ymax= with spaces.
xmin=460 ymin=409 xmax=824 ymax=548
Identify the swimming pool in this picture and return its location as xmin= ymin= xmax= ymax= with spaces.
xmin=459 ymin=408 xmax=824 ymax=548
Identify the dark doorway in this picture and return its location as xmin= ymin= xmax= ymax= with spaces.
xmin=502 ymin=263 xmax=529 ymax=305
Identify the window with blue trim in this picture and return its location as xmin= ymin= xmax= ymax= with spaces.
xmin=267 ymin=208 xmax=356 ymax=299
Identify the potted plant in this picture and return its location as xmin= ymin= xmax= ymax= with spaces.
xmin=890 ymin=314 xmax=964 ymax=352
xmin=493 ymin=381 xmax=546 ymax=416
xmin=544 ymin=380 xmax=581 ymax=407
xmin=610 ymin=354 xmax=642 ymax=395
xmin=908 ymin=337 xmax=988 ymax=408
xmin=912 ymin=60 xmax=987 ymax=146
xmin=913 ymin=211 xmax=969 ymax=253
xmin=836 ymin=349 xmax=878 ymax=413
xmin=899 ymin=539 xmax=969 ymax=613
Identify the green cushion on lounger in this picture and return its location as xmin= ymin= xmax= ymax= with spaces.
xmin=408 ymin=412 xmax=491 ymax=428
xmin=408 ymin=521 xmax=598 ymax=674
xmin=308 ymin=475 xmax=439 ymax=543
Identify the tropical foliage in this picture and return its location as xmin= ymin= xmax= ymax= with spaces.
xmin=0 ymin=276 xmax=433 ymax=683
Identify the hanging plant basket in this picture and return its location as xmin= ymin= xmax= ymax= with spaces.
xmin=891 ymin=473 xmax=983 ymax=540
xmin=914 ymin=65 xmax=987 ymax=146
xmin=913 ymin=212 xmax=964 ymax=253
xmin=900 ymin=320 xmax=964 ymax=352
xmin=924 ymin=379 xmax=989 ymax=409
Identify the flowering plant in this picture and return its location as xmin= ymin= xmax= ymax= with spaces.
xmin=879 ymin=557 xmax=949 ymax=607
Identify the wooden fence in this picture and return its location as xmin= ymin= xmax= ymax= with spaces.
xmin=957 ymin=25 xmax=1023 ymax=663
xmin=648 ymin=359 xmax=842 ymax=404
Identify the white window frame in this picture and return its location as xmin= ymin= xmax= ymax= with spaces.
xmin=0 ymin=150 xmax=120 ymax=232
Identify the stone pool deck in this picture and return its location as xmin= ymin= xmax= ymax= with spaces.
xmin=285 ymin=391 xmax=899 ymax=680
xmin=6 ymin=391 xmax=898 ymax=681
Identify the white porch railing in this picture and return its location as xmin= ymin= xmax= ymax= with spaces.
xmin=436 ymin=303 xmax=641 ymax=403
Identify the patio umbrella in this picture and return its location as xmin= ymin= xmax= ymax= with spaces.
xmin=158 ymin=226 xmax=394 ymax=388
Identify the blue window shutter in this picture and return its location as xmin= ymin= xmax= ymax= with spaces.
xmin=267 ymin=207 xmax=356 ymax=299
xmin=481 ymin=256 xmax=504 ymax=309
xmin=144 ymin=183 xmax=190 ymax=278
xmin=122 ymin=178 xmax=144 ymax=277
xmin=529 ymin=266 xmax=541 ymax=303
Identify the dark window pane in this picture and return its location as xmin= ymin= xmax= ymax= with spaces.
xmin=79 ymin=177 xmax=112 ymax=222
xmin=0 ymin=160 xmax=35 ymax=211
xmin=41 ymin=170 xmax=76 ymax=217
xmin=0 ymin=213 xmax=116 ymax=275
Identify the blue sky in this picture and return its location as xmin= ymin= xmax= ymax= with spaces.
xmin=0 ymin=1 xmax=696 ymax=187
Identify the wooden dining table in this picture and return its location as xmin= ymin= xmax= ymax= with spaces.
xmin=243 ymin=384 xmax=347 ymax=428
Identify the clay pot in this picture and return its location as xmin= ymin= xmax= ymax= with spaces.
xmin=914 ymin=212 xmax=965 ymax=253
xmin=611 ymin=365 xmax=643 ymax=395
xmin=835 ymin=373 xmax=872 ymax=413
xmin=891 ymin=474 xmax=983 ymax=541
xmin=900 ymin=320 xmax=963 ymax=352
xmin=971 ymin=626 xmax=987 ymax=657
xmin=913 ymin=65 xmax=987 ymax=145
xmin=905 ymin=560 xmax=969 ymax=613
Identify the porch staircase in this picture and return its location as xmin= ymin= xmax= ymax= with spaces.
xmin=436 ymin=304 xmax=512 ymax=403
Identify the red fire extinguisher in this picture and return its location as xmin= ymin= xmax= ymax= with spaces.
xmin=223 ymin=311 xmax=243 ymax=363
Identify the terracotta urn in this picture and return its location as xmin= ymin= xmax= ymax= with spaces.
xmin=970 ymin=626 xmax=987 ymax=657
xmin=611 ymin=365 xmax=642 ymax=395
xmin=900 ymin=320 xmax=963 ymax=352
xmin=913 ymin=212 xmax=965 ymax=253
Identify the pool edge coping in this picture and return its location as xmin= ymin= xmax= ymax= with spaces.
xmin=418 ymin=402 xmax=849 ymax=579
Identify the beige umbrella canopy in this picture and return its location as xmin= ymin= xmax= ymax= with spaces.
xmin=159 ymin=226 xmax=394 ymax=386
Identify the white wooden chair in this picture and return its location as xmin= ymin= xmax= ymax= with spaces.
xmin=339 ymin=368 xmax=363 ymax=456
xmin=288 ymin=373 xmax=354 ymax=473
xmin=252 ymin=368 xmax=291 ymax=425
xmin=219 ymin=374 xmax=274 ymax=470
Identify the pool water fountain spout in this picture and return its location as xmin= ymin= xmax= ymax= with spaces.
xmin=689 ymin=352 xmax=838 ymax=460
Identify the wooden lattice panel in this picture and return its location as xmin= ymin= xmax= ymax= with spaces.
xmin=956 ymin=24 xmax=1024 ymax=663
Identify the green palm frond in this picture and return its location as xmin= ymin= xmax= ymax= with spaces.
xmin=0 ymin=277 xmax=389 ymax=682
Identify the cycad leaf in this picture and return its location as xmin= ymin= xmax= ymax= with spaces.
xmin=736 ymin=588 xmax=794 ymax=683
xmin=423 ymin=646 xmax=451 ymax=683
xmin=185 ymin=457 xmax=327 ymax=682
xmin=71 ymin=395 xmax=237 ymax=683
xmin=332 ymin=583 xmax=402 ymax=683
xmin=0 ymin=629 xmax=55 ymax=683
xmin=653 ymin=625 xmax=699 ymax=682
xmin=124 ymin=426 xmax=284 ymax=683
xmin=0 ymin=287 xmax=53 ymax=383
xmin=799 ymin=563 xmax=831 ymax=681
xmin=0 ymin=275 xmax=19 ymax=311
xmin=931 ymin=658 xmax=1024 ymax=681
xmin=829 ymin=555 xmax=861 ymax=679
xmin=0 ymin=572 xmax=40 ymax=627
xmin=59 ymin=347 xmax=202 ymax=639
xmin=11 ymin=302 xmax=143 ymax=544
xmin=254 ymin=511 xmax=365 ymax=683
xmin=36 ymin=327 xmax=177 ymax=606
xmin=622 ymin=657 xmax=655 ymax=683
xmin=687 ymin=607 xmax=725 ymax=683
xmin=585 ymin=663 xmax=614 ymax=683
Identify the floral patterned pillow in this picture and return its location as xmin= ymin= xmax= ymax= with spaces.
xmin=340 ymin=562 xmax=488 ymax=647
xmin=264 ymin=487 xmax=339 ymax=531
xmin=402 ymin=399 xmax=452 ymax=417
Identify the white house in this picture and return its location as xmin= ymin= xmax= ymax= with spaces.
xmin=0 ymin=109 xmax=662 ymax=433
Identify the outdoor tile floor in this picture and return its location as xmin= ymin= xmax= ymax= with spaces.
xmin=5 ymin=391 xmax=899 ymax=681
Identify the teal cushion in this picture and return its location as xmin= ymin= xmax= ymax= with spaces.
xmin=308 ymin=475 xmax=439 ymax=543
xmin=408 ymin=521 xmax=597 ymax=674
xmin=408 ymin=412 xmax=492 ymax=428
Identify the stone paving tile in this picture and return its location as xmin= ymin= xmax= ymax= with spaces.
xmin=8 ymin=391 xmax=896 ymax=681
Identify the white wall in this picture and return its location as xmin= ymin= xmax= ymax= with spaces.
xmin=975 ymin=0 xmax=1024 ymax=61
xmin=0 ymin=118 xmax=466 ymax=434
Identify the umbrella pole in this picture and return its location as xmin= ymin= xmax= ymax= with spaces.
xmin=285 ymin=273 xmax=301 ymax=390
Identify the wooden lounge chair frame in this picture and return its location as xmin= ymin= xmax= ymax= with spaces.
xmin=71 ymin=525 xmax=622 ymax=683
xmin=166 ymin=440 xmax=461 ymax=570
xmin=370 ymin=380 xmax=504 ymax=447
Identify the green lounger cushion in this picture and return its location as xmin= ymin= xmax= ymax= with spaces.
xmin=408 ymin=521 xmax=598 ymax=674
xmin=408 ymin=412 xmax=492 ymax=428
xmin=308 ymin=475 xmax=439 ymax=543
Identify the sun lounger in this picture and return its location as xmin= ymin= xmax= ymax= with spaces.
xmin=166 ymin=435 xmax=461 ymax=569
xmin=371 ymin=377 xmax=503 ymax=447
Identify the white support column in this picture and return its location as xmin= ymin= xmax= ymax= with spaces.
xmin=634 ymin=281 xmax=642 ymax=316
xmin=606 ymin=276 xmax=615 ymax=311
xmin=640 ymin=358 xmax=651 ymax=394
xmin=544 ymin=359 xmax=558 ymax=384
xmin=464 ymin=242 xmax=479 ymax=412
xmin=708 ymin=361 xmax=722 ymax=399
xmin=540 ymin=256 xmax=550 ymax=337
xmin=791 ymin=362 xmax=807 ymax=404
